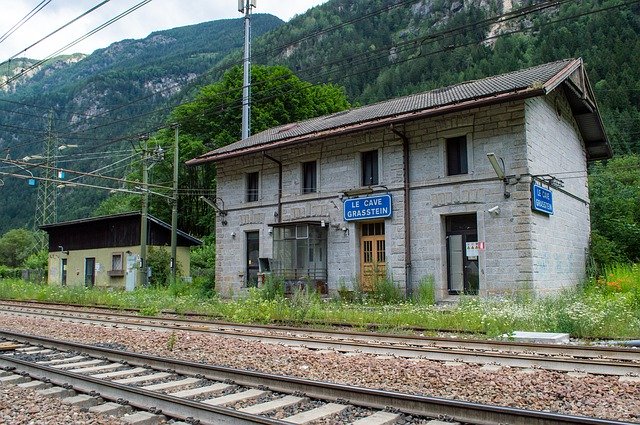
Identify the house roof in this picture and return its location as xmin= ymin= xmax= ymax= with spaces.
xmin=40 ymin=212 xmax=202 ymax=246
xmin=186 ymin=58 xmax=611 ymax=165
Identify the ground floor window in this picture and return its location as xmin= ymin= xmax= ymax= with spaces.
xmin=272 ymin=224 xmax=327 ymax=283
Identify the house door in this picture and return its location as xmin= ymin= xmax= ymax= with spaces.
xmin=61 ymin=259 xmax=67 ymax=286
xmin=125 ymin=254 xmax=137 ymax=291
xmin=360 ymin=222 xmax=386 ymax=292
xmin=446 ymin=215 xmax=479 ymax=295
xmin=84 ymin=258 xmax=95 ymax=287
xmin=246 ymin=231 xmax=259 ymax=287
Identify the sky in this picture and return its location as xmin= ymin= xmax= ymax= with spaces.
xmin=0 ymin=0 xmax=330 ymax=61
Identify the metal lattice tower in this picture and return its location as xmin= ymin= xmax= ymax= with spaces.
xmin=33 ymin=111 xmax=57 ymax=249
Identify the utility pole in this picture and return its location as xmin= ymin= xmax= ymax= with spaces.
xmin=170 ymin=124 xmax=179 ymax=281
xmin=239 ymin=0 xmax=256 ymax=140
xmin=139 ymin=134 xmax=149 ymax=287
xmin=34 ymin=110 xmax=57 ymax=250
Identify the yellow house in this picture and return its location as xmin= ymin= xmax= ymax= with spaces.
xmin=41 ymin=212 xmax=202 ymax=290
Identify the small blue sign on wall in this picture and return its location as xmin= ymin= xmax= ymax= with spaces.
xmin=532 ymin=184 xmax=553 ymax=215
xmin=344 ymin=194 xmax=393 ymax=221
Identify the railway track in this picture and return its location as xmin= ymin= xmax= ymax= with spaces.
xmin=0 ymin=330 xmax=632 ymax=425
xmin=0 ymin=301 xmax=638 ymax=377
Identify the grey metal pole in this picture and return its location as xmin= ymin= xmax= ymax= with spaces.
xmin=241 ymin=0 xmax=252 ymax=140
xmin=170 ymin=124 xmax=179 ymax=281
xmin=139 ymin=135 xmax=149 ymax=287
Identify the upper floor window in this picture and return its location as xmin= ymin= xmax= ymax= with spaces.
xmin=446 ymin=136 xmax=468 ymax=176
xmin=302 ymin=161 xmax=317 ymax=194
xmin=361 ymin=150 xmax=379 ymax=186
xmin=246 ymin=172 xmax=259 ymax=202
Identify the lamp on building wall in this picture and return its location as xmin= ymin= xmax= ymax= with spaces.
xmin=486 ymin=152 xmax=519 ymax=198
xmin=58 ymin=246 xmax=69 ymax=255
xmin=486 ymin=153 xmax=506 ymax=180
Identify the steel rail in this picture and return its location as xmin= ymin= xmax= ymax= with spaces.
xmin=1 ymin=305 xmax=638 ymax=376
xmin=0 ymin=330 xmax=633 ymax=425
xmin=1 ymin=300 xmax=635 ymax=359
xmin=0 ymin=355 xmax=287 ymax=425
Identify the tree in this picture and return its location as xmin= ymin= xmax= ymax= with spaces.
xmin=0 ymin=229 xmax=36 ymax=267
xmin=589 ymin=155 xmax=640 ymax=264
xmin=170 ymin=64 xmax=351 ymax=149
xmin=94 ymin=65 xmax=352 ymax=236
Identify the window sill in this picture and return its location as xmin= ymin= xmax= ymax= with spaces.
xmin=108 ymin=270 xmax=125 ymax=277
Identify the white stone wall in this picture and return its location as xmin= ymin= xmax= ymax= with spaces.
xmin=214 ymin=91 xmax=590 ymax=299
xmin=524 ymin=94 xmax=590 ymax=294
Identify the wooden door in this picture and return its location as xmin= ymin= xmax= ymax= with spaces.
xmin=360 ymin=222 xmax=386 ymax=292
xmin=84 ymin=258 xmax=95 ymax=287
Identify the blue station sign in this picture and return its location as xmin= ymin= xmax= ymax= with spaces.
xmin=344 ymin=194 xmax=393 ymax=221
xmin=532 ymin=184 xmax=553 ymax=215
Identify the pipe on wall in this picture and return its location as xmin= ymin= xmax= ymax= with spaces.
xmin=390 ymin=124 xmax=412 ymax=297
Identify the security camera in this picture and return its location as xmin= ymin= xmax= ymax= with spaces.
xmin=488 ymin=205 xmax=500 ymax=215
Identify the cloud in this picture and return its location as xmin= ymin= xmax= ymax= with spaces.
xmin=0 ymin=0 xmax=328 ymax=60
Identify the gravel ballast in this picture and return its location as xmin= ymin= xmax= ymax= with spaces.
xmin=0 ymin=314 xmax=638 ymax=423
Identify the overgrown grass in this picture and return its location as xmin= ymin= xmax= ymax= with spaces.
xmin=1 ymin=265 xmax=639 ymax=339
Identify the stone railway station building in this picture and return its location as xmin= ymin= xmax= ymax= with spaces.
xmin=187 ymin=58 xmax=611 ymax=300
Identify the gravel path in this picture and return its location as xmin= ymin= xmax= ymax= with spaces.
xmin=0 ymin=314 xmax=638 ymax=424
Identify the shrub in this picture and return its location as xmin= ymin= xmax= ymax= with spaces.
xmin=260 ymin=274 xmax=284 ymax=301
xmin=147 ymin=246 xmax=182 ymax=287
xmin=588 ymin=231 xmax=625 ymax=276
xmin=371 ymin=275 xmax=403 ymax=304
xmin=23 ymin=250 xmax=48 ymax=270
xmin=413 ymin=275 xmax=436 ymax=305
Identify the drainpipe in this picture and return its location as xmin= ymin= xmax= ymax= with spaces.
xmin=263 ymin=153 xmax=282 ymax=223
xmin=390 ymin=124 xmax=412 ymax=298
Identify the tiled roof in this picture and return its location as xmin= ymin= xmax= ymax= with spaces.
xmin=187 ymin=58 xmax=610 ymax=164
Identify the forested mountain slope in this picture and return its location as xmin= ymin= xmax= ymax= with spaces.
xmin=0 ymin=15 xmax=283 ymax=234
xmin=0 ymin=0 xmax=638 ymax=237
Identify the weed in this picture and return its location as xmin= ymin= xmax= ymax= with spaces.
xmin=260 ymin=275 xmax=285 ymax=301
xmin=413 ymin=275 xmax=435 ymax=305
xmin=167 ymin=331 xmax=177 ymax=351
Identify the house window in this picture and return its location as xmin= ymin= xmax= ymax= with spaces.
xmin=302 ymin=161 xmax=317 ymax=194
xmin=272 ymin=224 xmax=327 ymax=282
xmin=361 ymin=150 xmax=379 ymax=186
xmin=108 ymin=252 xmax=124 ymax=277
xmin=112 ymin=253 xmax=123 ymax=271
xmin=246 ymin=172 xmax=259 ymax=202
xmin=446 ymin=136 xmax=468 ymax=175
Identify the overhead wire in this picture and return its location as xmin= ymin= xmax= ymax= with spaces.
xmin=1 ymin=0 xmax=111 ymax=66
xmin=59 ymin=0 xmax=577 ymax=145
xmin=2 ymin=1 xmax=636 ymax=167
xmin=0 ymin=0 xmax=52 ymax=46
xmin=0 ymin=0 xmax=154 ymax=90
xmin=83 ymin=0 xmax=633 ymax=156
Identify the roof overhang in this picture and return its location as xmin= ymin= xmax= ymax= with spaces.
xmin=186 ymin=87 xmax=546 ymax=166
xmin=186 ymin=58 xmax=611 ymax=165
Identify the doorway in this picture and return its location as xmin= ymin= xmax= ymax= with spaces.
xmin=246 ymin=231 xmax=259 ymax=287
xmin=446 ymin=214 xmax=479 ymax=295
xmin=61 ymin=258 xmax=67 ymax=286
xmin=360 ymin=222 xmax=386 ymax=292
xmin=84 ymin=257 xmax=95 ymax=287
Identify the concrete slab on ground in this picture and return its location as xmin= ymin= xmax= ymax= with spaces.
xmin=501 ymin=331 xmax=570 ymax=344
